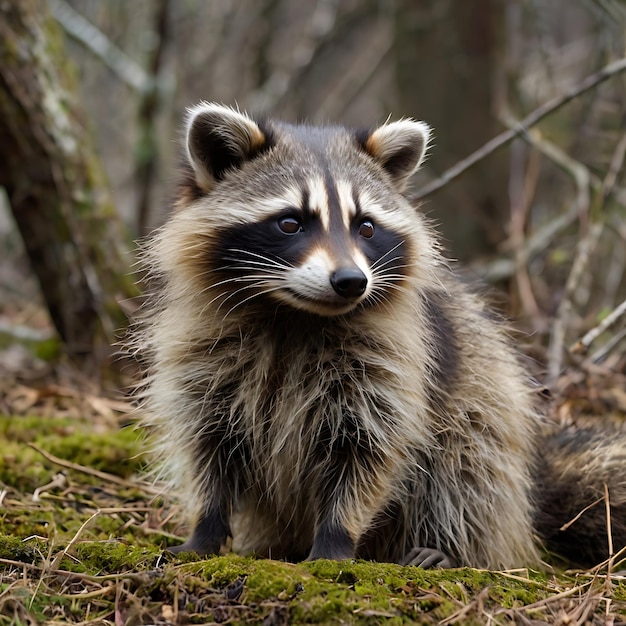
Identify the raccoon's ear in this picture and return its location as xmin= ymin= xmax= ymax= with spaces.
xmin=358 ymin=119 xmax=430 ymax=191
xmin=185 ymin=102 xmax=272 ymax=191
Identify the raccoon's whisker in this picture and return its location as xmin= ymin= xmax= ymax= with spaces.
xmin=210 ymin=282 xmax=270 ymax=313
xmin=222 ymin=258 xmax=288 ymax=273
xmin=366 ymin=291 xmax=389 ymax=307
xmin=370 ymin=241 xmax=405 ymax=270
xmin=220 ymin=286 xmax=285 ymax=321
xmin=367 ymin=282 xmax=410 ymax=305
xmin=220 ymin=273 xmax=283 ymax=287
xmin=206 ymin=274 xmax=282 ymax=292
xmin=370 ymin=277 xmax=401 ymax=288
xmin=227 ymin=248 xmax=294 ymax=269
xmin=372 ymin=274 xmax=408 ymax=285
xmin=211 ymin=278 xmax=281 ymax=308
xmin=226 ymin=266 xmax=285 ymax=276
xmin=203 ymin=277 xmax=280 ymax=316
xmin=371 ymin=257 xmax=409 ymax=273
xmin=220 ymin=263 xmax=285 ymax=278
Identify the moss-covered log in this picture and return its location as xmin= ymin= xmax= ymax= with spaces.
xmin=0 ymin=0 xmax=137 ymax=363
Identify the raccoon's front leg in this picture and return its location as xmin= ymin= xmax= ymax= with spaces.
xmin=307 ymin=519 xmax=356 ymax=561
xmin=306 ymin=487 xmax=387 ymax=561
xmin=306 ymin=424 xmax=397 ymax=561
xmin=169 ymin=427 xmax=242 ymax=555
xmin=169 ymin=498 xmax=230 ymax=555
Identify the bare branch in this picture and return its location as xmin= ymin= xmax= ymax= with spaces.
xmin=413 ymin=56 xmax=626 ymax=200
xmin=319 ymin=23 xmax=392 ymax=119
xmin=249 ymin=0 xmax=340 ymax=112
xmin=513 ymin=125 xmax=592 ymax=221
xmin=601 ymin=128 xmax=626 ymax=201
xmin=570 ymin=297 xmax=626 ymax=355
xmin=466 ymin=126 xmax=599 ymax=284
xmin=547 ymin=223 xmax=602 ymax=386
xmin=49 ymin=0 xmax=151 ymax=93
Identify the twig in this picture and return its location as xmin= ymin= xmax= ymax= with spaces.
xmin=50 ymin=510 xmax=101 ymax=569
xmin=601 ymin=129 xmax=626 ymax=201
xmin=547 ymin=222 xmax=602 ymax=386
xmin=413 ymin=56 xmax=626 ymax=199
xmin=439 ymin=586 xmax=490 ymax=625
xmin=510 ymin=124 xmax=592 ymax=221
xmin=587 ymin=545 xmax=626 ymax=575
xmin=505 ymin=121 xmax=594 ymax=385
xmin=505 ymin=581 xmax=592 ymax=613
xmin=467 ymin=203 xmax=581 ymax=283
xmin=446 ymin=118 xmax=602 ymax=284
xmin=509 ymin=141 xmax=543 ymax=328
xmin=49 ymin=0 xmax=151 ymax=93
xmin=605 ymin=484 xmax=613 ymax=595
xmin=569 ymin=581 xmax=602 ymax=626
xmin=0 ymin=557 xmax=156 ymax=583
xmin=589 ymin=327 xmax=626 ymax=364
xmin=570 ymin=297 xmax=626 ymax=355
xmin=32 ymin=472 xmax=68 ymax=502
xmin=60 ymin=586 xmax=115 ymax=600
xmin=560 ymin=496 xmax=605 ymax=532
xmin=28 ymin=443 xmax=159 ymax=494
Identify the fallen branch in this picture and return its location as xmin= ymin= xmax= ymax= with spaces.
xmin=28 ymin=443 xmax=160 ymax=495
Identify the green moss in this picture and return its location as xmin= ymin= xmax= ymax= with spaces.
xmin=0 ymin=414 xmax=77 ymax=442
xmin=0 ymin=533 xmax=37 ymax=562
xmin=0 ymin=415 xmax=143 ymax=492
xmin=0 ymin=331 xmax=60 ymax=362
xmin=43 ymin=427 xmax=142 ymax=478
xmin=189 ymin=554 xmax=260 ymax=587
xmin=175 ymin=556 xmax=462 ymax=623
xmin=33 ymin=337 xmax=61 ymax=361
xmin=0 ymin=508 xmax=54 ymax=541
xmin=73 ymin=541 xmax=161 ymax=574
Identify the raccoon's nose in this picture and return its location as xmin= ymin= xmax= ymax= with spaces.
xmin=330 ymin=268 xmax=368 ymax=298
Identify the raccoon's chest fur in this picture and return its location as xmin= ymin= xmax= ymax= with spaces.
xmin=197 ymin=310 xmax=434 ymax=510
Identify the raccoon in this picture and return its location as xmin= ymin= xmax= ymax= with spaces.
xmin=138 ymin=103 xmax=626 ymax=569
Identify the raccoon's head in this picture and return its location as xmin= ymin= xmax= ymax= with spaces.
xmin=178 ymin=102 xmax=432 ymax=317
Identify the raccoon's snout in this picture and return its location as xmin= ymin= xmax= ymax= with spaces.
xmin=330 ymin=267 xmax=368 ymax=299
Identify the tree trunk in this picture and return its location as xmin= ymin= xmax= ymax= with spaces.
xmin=394 ymin=0 xmax=508 ymax=260
xmin=0 ymin=0 xmax=136 ymax=364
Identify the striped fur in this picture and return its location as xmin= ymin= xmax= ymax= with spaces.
xmin=136 ymin=103 xmax=625 ymax=569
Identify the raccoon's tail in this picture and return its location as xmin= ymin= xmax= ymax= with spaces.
xmin=532 ymin=425 xmax=626 ymax=567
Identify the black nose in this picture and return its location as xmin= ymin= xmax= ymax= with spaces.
xmin=330 ymin=268 xmax=368 ymax=298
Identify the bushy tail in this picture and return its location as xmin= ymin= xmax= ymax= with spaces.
xmin=533 ymin=425 xmax=626 ymax=567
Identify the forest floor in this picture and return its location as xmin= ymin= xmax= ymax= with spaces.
xmin=1 ymin=341 xmax=626 ymax=624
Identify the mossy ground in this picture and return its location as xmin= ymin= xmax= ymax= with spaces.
xmin=1 ymin=414 xmax=625 ymax=625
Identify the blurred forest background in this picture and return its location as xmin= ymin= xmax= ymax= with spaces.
xmin=1 ymin=0 xmax=626 ymax=391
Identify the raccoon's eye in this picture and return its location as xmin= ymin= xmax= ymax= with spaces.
xmin=277 ymin=216 xmax=302 ymax=235
xmin=358 ymin=220 xmax=375 ymax=239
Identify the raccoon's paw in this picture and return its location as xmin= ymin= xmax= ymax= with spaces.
xmin=168 ymin=509 xmax=230 ymax=556
xmin=401 ymin=547 xmax=456 ymax=569
xmin=306 ymin=521 xmax=355 ymax=561
xmin=167 ymin=538 xmax=221 ymax=556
